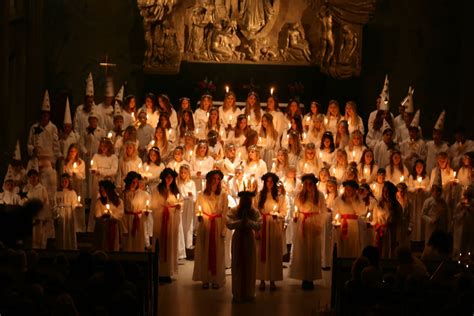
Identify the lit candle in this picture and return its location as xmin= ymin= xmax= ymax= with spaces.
xmin=303 ymin=132 xmax=307 ymax=141
xmin=151 ymin=140 xmax=156 ymax=146
xmin=294 ymin=206 xmax=299 ymax=219
xmin=247 ymin=115 xmax=250 ymax=122
xmin=131 ymin=112 xmax=135 ymax=120
xmin=190 ymin=150 xmax=193 ymax=158
xmin=146 ymin=114 xmax=150 ymax=121
xmin=225 ymin=85 xmax=229 ymax=93
xmin=399 ymin=175 xmax=405 ymax=183
xmin=272 ymin=161 xmax=276 ymax=170
xmin=288 ymin=122 xmax=291 ymax=130
xmin=334 ymin=213 xmax=341 ymax=225
xmin=229 ymin=114 xmax=233 ymax=122
xmin=453 ymin=171 xmax=457 ymax=178
xmin=331 ymin=167 xmax=336 ymax=175
xmin=270 ymin=87 xmax=274 ymax=95
xmin=339 ymin=187 xmax=344 ymax=195
xmin=177 ymin=193 xmax=181 ymax=200
xmin=77 ymin=195 xmax=81 ymax=203
xmin=306 ymin=116 xmax=311 ymax=124
xmin=304 ymin=163 xmax=308 ymax=171
xmin=198 ymin=205 xmax=203 ymax=217
xmin=319 ymin=151 xmax=322 ymax=159
xmin=324 ymin=117 xmax=328 ymax=125
xmin=106 ymin=203 xmax=110 ymax=214
xmin=146 ymin=200 xmax=150 ymax=212
xmin=324 ymin=193 xmax=328 ymax=200
xmin=364 ymin=166 xmax=369 ymax=177
xmin=258 ymin=136 xmax=262 ymax=144
xmin=371 ymin=183 xmax=376 ymax=190
xmin=366 ymin=211 xmax=371 ymax=222
xmin=107 ymin=131 xmax=113 ymax=139
xmin=90 ymin=159 xmax=94 ymax=167
xmin=138 ymin=162 xmax=142 ymax=170
xmin=73 ymin=162 xmax=77 ymax=172
xmin=417 ymin=176 xmax=422 ymax=185
xmin=272 ymin=205 xmax=278 ymax=217
xmin=352 ymin=150 xmax=356 ymax=161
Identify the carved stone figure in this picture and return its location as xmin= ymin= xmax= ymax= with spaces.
xmin=138 ymin=0 xmax=177 ymax=67
xmin=186 ymin=6 xmax=209 ymax=59
xmin=281 ymin=22 xmax=311 ymax=62
xmin=238 ymin=0 xmax=275 ymax=36
xmin=338 ymin=25 xmax=358 ymax=64
xmin=319 ymin=4 xmax=335 ymax=65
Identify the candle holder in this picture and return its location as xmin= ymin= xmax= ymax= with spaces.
xmin=332 ymin=213 xmax=341 ymax=227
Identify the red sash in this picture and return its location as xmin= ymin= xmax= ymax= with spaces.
xmin=341 ymin=214 xmax=358 ymax=240
xmin=203 ymin=211 xmax=223 ymax=276
xmin=125 ymin=211 xmax=142 ymax=237
xmin=301 ymin=212 xmax=318 ymax=237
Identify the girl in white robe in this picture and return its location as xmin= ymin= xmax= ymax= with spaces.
xmin=219 ymin=92 xmax=241 ymax=130
xmin=227 ymin=114 xmax=249 ymax=148
xmin=151 ymin=168 xmax=182 ymax=281
xmin=332 ymin=180 xmax=365 ymax=258
xmin=193 ymin=170 xmax=229 ymax=288
xmin=148 ymin=126 xmax=174 ymax=164
xmin=255 ymin=173 xmax=287 ymax=291
xmin=25 ymin=169 xmax=52 ymax=249
xmin=94 ymin=180 xmax=124 ymax=252
xmin=318 ymin=132 xmax=336 ymax=168
xmin=345 ymin=130 xmax=366 ymax=164
xmin=324 ymin=100 xmax=342 ymax=135
xmin=0 ymin=178 xmax=21 ymax=205
xmin=89 ymin=138 xmax=118 ymax=231
xmin=177 ymin=110 xmax=195 ymax=145
xmin=205 ymin=108 xmax=227 ymax=144
xmin=191 ymin=140 xmax=215 ymax=192
xmin=330 ymin=149 xmax=349 ymax=184
xmin=357 ymin=148 xmax=378 ymax=184
xmin=271 ymin=148 xmax=290 ymax=179
xmin=407 ymin=159 xmax=430 ymax=242
xmin=302 ymin=101 xmax=321 ymax=133
xmin=297 ymin=142 xmax=320 ymax=178
xmin=258 ymin=113 xmax=279 ymax=170
xmin=177 ymin=164 xmax=197 ymax=251
xmin=118 ymin=141 xmax=143 ymax=190
xmin=266 ymin=96 xmax=287 ymax=137
xmin=243 ymin=92 xmax=263 ymax=131
xmin=306 ymin=114 xmax=326 ymax=148
xmin=141 ymin=147 xmax=165 ymax=187
xmin=167 ymin=146 xmax=189 ymax=174
xmin=139 ymin=93 xmax=159 ymax=129
xmin=54 ymin=174 xmax=79 ymax=250
xmin=344 ymin=101 xmax=365 ymax=135
xmin=122 ymin=172 xmax=147 ymax=252
xmin=386 ymin=150 xmax=410 ymax=185
xmin=194 ymin=95 xmax=212 ymax=139
xmin=290 ymin=174 xmax=326 ymax=290
xmin=63 ymin=144 xmax=86 ymax=232
xmin=243 ymin=145 xmax=268 ymax=191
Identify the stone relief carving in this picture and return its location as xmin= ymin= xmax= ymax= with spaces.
xmin=140 ymin=0 xmax=376 ymax=79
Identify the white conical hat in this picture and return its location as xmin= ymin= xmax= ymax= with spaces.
xmin=401 ymin=86 xmax=415 ymax=113
xmin=382 ymin=118 xmax=392 ymax=133
xmin=115 ymin=85 xmax=124 ymax=102
xmin=434 ymin=110 xmax=446 ymax=130
xmin=379 ymin=74 xmax=390 ymax=111
xmin=113 ymin=101 xmax=123 ymax=118
xmin=42 ymin=90 xmax=51 ymax=111
xmin=88 ymin=109 xmax=100 ymax=120
xmin=410 ymin=109 xmax=420 ymax=128
xmin=85 ymin=72 xmax=94 ymax=96
xmin=27 ymin=158 xmax=39 ymax=173
xmin=13 ymin=140 xmax=21 ymax=161
xmin=4 ymin=169 xmax=15 ymax=182
xmin=64 ymin=97 xmax=72 ymax=125
xmin=105 ymin=78 xmax=114 ymax=97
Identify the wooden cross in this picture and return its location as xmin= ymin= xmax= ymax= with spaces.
xmin=99 ymin=54 xmax=117 ymax=77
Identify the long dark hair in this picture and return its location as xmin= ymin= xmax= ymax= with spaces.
xmin=99 ymin=180 xmax=120 ymax=207
xmin=258 ymin=179 xmax=279 ymax=210
xmin=157 ymin=169 xmax=180 ymax=197
xmin=179 ymin=109 xmax=195 ymax=137
xmin=203 ymin=176 xmax=222 ymax=196
xmin=320 ymin=132 xmax=335 ymax=152
xmin=297 ymin=181 xmax=320 ymax=206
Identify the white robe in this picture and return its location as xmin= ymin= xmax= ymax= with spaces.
xmin=425 ymin=141 xmax=449 ymax=174
xmin=193 ymin=192 xmax=228 ymax=286
xmin=94 ymin=199 xmax=124 ymax=251
xmin=25 ymin=182 xmax=52 ymax=249
xmin=332 ymin=196 xmax=365 ymax=258
xmin=256 ymin=193 xmax=287 ymax=281
xmin=54 ymin=189 xmax=79 ymax=250
xmin=27 ymin=121 xmax=60 ymax=162
xmin=289 ymin=192 xmax=326 ymax=281
xmin=151 ymin=190 xmax=181 ymax=277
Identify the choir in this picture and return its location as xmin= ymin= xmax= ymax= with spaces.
xmin=2 ymin=73 xmax=474 ymax=296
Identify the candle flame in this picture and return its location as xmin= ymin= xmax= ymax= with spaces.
xmin=77 ymin=195 xmax=81 ymax=203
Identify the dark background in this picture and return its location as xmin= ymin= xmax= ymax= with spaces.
xmin=2 ymin=0 xmax=473 ymax=176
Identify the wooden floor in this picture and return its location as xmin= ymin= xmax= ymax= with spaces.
xmin=157 ymin=260 xmax=332 ymax=316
